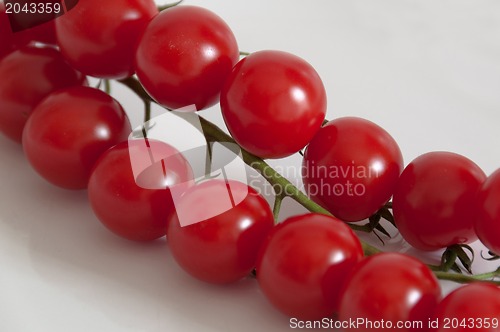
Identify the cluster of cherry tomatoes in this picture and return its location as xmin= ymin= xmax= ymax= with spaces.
xmin=1 ymin=1 xmax=499 ymax=330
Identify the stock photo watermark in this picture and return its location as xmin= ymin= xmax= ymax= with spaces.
xmin=126 ymin=107 xmax=382 ymax=227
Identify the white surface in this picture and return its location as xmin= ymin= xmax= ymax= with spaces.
xmin=1 ymin=0 xmax=500 ymax=331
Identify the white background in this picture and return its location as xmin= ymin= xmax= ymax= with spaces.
xmin=1 ymin=0 xmax=500 ymax=331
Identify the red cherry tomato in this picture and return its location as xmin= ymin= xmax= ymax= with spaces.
xmin=221 ymin=50 xmax=327 ymax=159
xmin=393 ymin=152 xmax=486 ymax=251
xmin=135 ymin=5 xmax=239 ymax=110
xmin=256 ymin=213 xmax=363 ymax=320
xmin=432 ymin=283 xmax=500 ymax=331
xmin=167 ymin=180 xmax=274 ymax=284
xmin=22 ymin=86 xmax=131 ymax=189
xmin=302 ymin=117 xmax=403 ymax=222
xmin=0 ymin=45 xmax=85 ymax=142
xmin=56 ymin=0 xmax=158 ymax=79
xmin=339 ymin=253 xmax=441 ymax=332
xmin=476 ymin=169 xmax=500 ymax=255
xmin=88 ymin=139 xmax=194 ymax=241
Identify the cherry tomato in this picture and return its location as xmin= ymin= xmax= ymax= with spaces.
xmin=302 ymin=117 xmax=403 ymax=222
xmin=393 ymin=152 xmax=486 ymax=251
xmin=135 ymin=5 xmax=239 ymax=110
xmin=476 ymin=169 xmax=500 ymax=255
xmin=22 ymin=86 xmax=132 ymax=189
xmin=220 ymin=50 xmax=327 ymax=159
xmin=88 ymin=139 xmax=193 ymax=241
xmin=339 ymin=253 xmax=441 ymax=332
xmin=256 ymin=213 xmax=363 ymax=320
xmin=167 ymin=180 xmax=274 ymax=284
xmin=433 ymin=283 xmax=500 ymax=331
xmin=0 ymin=45 xmax=85 ymax=142
xmin=56 ymin=0 xmax=158 ymax=79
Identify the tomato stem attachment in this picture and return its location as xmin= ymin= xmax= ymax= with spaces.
xmin=430 ymin=244 xmax=476 ymax=274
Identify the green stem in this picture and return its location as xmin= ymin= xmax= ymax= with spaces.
xmin=239 ymin=51 xmax=251 ymax=56
xmin=273 ymin=194 xmax=285 ymax=223
xmin=144 ymin=99 xmax=152 ymax=124
xmin=434 ymin=268 xmax=500 ymax=285
xmin=104 ymin=80 xmax=111 ymax=94
xmin=158 ymin=0 xmax=183 ymax=11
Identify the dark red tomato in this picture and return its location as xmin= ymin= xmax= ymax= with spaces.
xmin=0 ymin=2 xmax=18 ymax=59
xmin=56 ymin=0 xmax=158 ymax=79
xmin=302 ymin=117 xmax=403 ymax=222
xmin=1 ymin=3 xmax=58 ymax=60
xmin=339 ymin=253 xmax=441 ymax=332
xmin=221 ymin=50 xmax=327 ymax=159
xmin=23 ymin=20 xmax=57 ymax=45
xmin=0 ymin=45 xmax=85 ymax=142
xmin=167 ymin=179 xmax=274 ymax=284
xmin=393 ymin=152 xmax=486 ymax=251
xmin=22 ymin=86 xmax=131 ymax=189
xmin=433 ymin=283 xmax=500 ymax=331
xmin=4 ymin=3 xmax=57 ymax=45
xmin=88 ymin=139 xmax=193 ymax=241
xmin=256 ymin=213 xmax=363 ymax=320
xmin=476 ymin=169 xmax=500 ymax=255
xmin=135 ymin=5 xmax=239 ymax=111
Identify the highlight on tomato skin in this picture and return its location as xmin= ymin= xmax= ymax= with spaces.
xmin=256 ymin=213 xmax=363 ymax=320
xmin=475 ymin=168 xmax=500 ymax=256
xmin=22 ymin=86 xmax=132 ymax=190
xmin=0 ymin=45 xmax=86 ymax=143
xmin=167 ymin=179 xmax=274 ymax=284
xmin=302 ymin=116 xmax=404 ymax=222
xmin=393 ymin=151 xmax=486 ymax=251
xmin=88 ymin=139 xmax=194 ymax=242
xmin=338 ymin=252 xmax=441 ymax=332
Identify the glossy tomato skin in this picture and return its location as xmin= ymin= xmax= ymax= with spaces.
xmin=339 ymin=253 xmax=441 ymax=332
xmin=167 ymin=180 xmax=274 ymax=284
xmin=221 ymin=50 xmax=327 ymax=159
xmin=393 ymin=152 xmax=486 ymax=251
xmin=0 ymin=45 xmax=85 ymax=142
xmin=88 ymin=139 xmax=194 ymax=241
xmin=302 ymin=117 xmax=403 ymax=222
xmin=136 ymin=5 xmax=239 ymax=110
xmin=22 ymin=86 xmax=132 ymax=190
xmin=56 ymin=0 xmax=158 ymax=79
xmin=256 ymin=213 xmax=363 ymax=320
xmin=432 ymin=283 xmax=500 ymax=332
xmin=476 ymin=169 xmax=500 ymax=255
